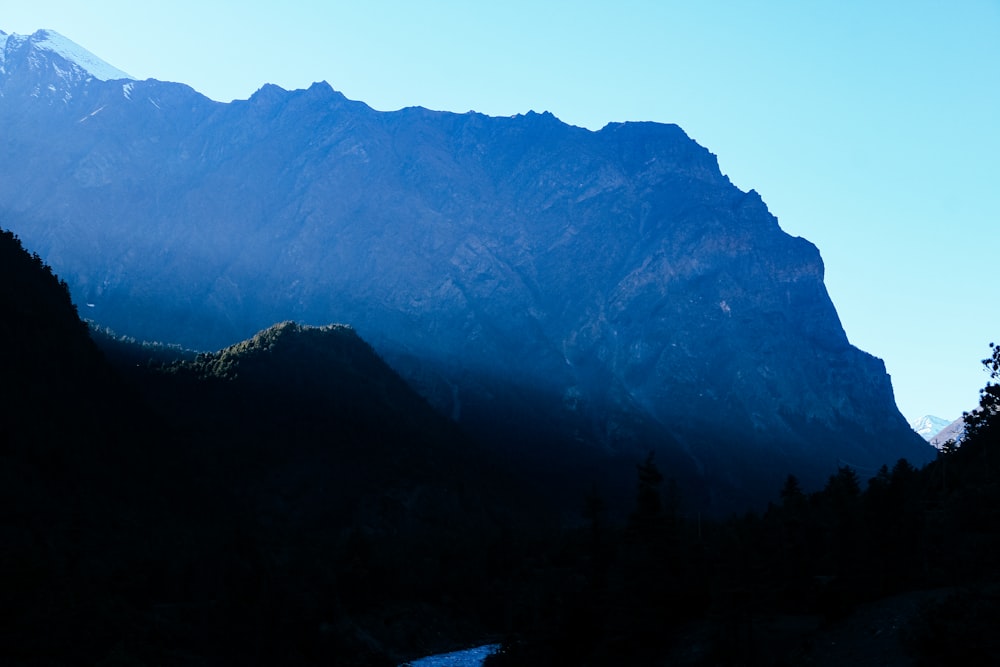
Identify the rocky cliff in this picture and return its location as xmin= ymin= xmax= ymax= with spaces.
xmin=0 ymin=30 xmax=933 ymax=509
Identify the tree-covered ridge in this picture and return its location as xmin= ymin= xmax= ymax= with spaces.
xmin=0 ymin=227 xmax=95 ymax=375
xmin=0 ymin=227 xmax=123 ymax=447
xmin=163 ymin=321 xmax=416 ymax=417
xmin=134 ymin=320 xmax=479 ymax=456
xmin=0 ymin=228 xmax=80 ymax=332
xmin=176 ymin=321 xmax=363 ymax=380
xmin=90 ymin=325 xmax=539 ymax=665
xmin=88 ymin=321 xmax=197 ymax=367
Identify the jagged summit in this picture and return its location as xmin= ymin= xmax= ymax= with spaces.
xmin=0 ymin=28 xmax=132 ymax=81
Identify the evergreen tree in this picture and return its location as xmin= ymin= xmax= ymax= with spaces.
xmin=631 ymin=450 xmax=663 ymax=525
xmin=964 ymin=341 xmax=1000 ymax=439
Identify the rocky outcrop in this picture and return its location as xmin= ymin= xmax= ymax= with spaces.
xmin=0 ymin=32 xmax=933 ymax=510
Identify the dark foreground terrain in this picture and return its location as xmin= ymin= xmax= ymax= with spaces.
xmin=3 ymin=227 xmax=999 ymax=665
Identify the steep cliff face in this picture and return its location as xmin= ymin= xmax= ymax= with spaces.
xmin=0 ymin=31 xmax=932 ymax=509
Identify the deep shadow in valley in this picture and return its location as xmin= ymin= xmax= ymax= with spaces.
xmin=3 ymin=227 xmax=999 ymax=666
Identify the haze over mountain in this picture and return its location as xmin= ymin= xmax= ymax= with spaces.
xmin=0 ymin=29 xmax=933 ymax=509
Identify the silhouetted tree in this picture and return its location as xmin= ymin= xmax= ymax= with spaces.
xmin=779 ymin=474 xmax=805 ymax=509
xmin=964 ymin=341 xmax=1000 ymax=440
xmin=631 ymin=450 xmax=663 ymax=525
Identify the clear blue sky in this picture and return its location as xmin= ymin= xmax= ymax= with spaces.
xmin=5 ymin=1 xmax=999 ymax=424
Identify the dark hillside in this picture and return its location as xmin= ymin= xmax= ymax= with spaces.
xmin=0 ymin=228 xmax=177 ymax=663
xmin=0 ymin=228 xmax=115 ymax=443
xmin=122 ymin=320 xmax=526 ymax=535
xmin=3 ymin=224 xmax=997 ymax=664
xmin=0 ymin=228 xmax=535 ymax=665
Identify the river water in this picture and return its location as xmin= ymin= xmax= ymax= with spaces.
xmin=402 ymin=643 xmax=500 ymax=667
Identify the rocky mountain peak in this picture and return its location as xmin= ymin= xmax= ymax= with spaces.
xmin=0 ymin=28 xmax=132 ymax=100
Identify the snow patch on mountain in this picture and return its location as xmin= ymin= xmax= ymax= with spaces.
xmin=32 ymin=29 xmax=133 ymax=81
xmin=1 ymin=29 xmax=133 ymax=82
xmin=1 ymin=30 xmax=9 ymax=72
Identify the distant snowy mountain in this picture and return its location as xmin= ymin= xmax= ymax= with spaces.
xmin=0 ymin=29 xmax=132 ymax=82
xmin=910 ymin=415 xmax=952 ymax=441
xmin=930 ymin=415 xmax=968 ymax=450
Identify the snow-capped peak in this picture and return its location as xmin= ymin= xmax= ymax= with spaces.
xmin=4 ymin=29 xmax=133 ymax=81
xmin=31 ymin=29 xmax=133 ymax=81
xmin=910 ymin=414 xmax=952 ymax=441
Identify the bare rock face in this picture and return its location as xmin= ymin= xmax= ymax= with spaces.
xmin=0 ymin=32 xmax=933 ymax=510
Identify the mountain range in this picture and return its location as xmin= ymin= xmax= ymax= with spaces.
xmin=0 ymin=28 xmax=934 ymax=511
xmin=10 ymin=27 xmax=1000 ymax=666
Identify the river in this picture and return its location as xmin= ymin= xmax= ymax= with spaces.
xmin=402 ymin=643 xmax=501 ymax=667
